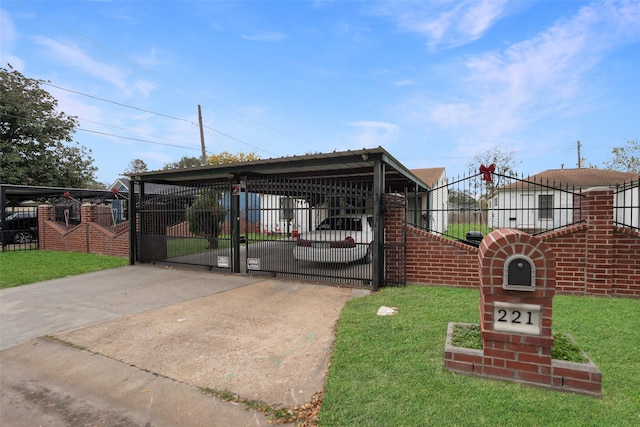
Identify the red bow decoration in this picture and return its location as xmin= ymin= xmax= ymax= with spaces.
xmin=479 ymin=164 xmax=495 ymax=182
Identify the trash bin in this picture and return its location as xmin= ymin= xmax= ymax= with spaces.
xmin=465 ymin=231 xmax=483 ymax=246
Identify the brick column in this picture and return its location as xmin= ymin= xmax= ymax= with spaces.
xmin=81 ymin=203 xmax=94 ymax=253
xmin=582 ymin=188 xmax=614 ymax=295
xmin=38 ymin=204 xmax=55 ymax=250
xmin=478 ymin=229 xmax=555 ymax=385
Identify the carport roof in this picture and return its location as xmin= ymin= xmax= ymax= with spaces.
xmin=0 ymin=184 xmax=123 ymax=201
xmin=129 ymin=147 xmax=430 ymax=192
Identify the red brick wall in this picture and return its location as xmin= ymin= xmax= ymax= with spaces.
xmin=612 ymin=227 xmax=640 ymax=297
xmin=406 ymin=228 xmax=479 ymax=288
xmin=408 ymin=189 xmax=640 ymax=298
xmin=38 ymin=204 xmax=128 ymax=258
xmin=539 ymin=224 xmax=588 ymax=295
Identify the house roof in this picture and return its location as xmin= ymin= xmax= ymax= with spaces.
xmin=500 ymin=168 xmax=639 ymax=190
xmin=410 ymin=167 xmax=446 ymax=188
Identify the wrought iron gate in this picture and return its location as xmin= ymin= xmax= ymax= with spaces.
xmin=137 ymin=181 xmax=233 ymax=271
xmin=244 ymin=175 xmax=375 ymax=287
xmin=135 ymin=174 xmax=410 ymax=288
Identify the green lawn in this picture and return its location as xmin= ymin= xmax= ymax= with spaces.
xmin=0 ymin=250 xmax=128 ymax=289
xmin=446 ymin=223 xmax=493 ymax=240
xmin=319 ymin=286 xmax=640 ymax=426
xmin=167 ymin=233 xmax=287 ymax=258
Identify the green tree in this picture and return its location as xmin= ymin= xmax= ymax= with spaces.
xmin=448 ymin=189 xmax=477 ymax=206
xmin=185 ymin=189 xmax=228 ymax=248
xmin=0 ymin=65 xmax=97 ymax=187
xmin=163 ymin=155 xmax=202 ymax=170
xmin=604 ymin=140 xmax=639 ymax=173
xmin=124 ymin=158 xmax=148 ymax=175
xmin=466 ymin=143 xmax=522 ymax=194
xmin=207 ymin=151 xmax=260 ymax=164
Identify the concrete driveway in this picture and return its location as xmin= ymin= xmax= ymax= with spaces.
xmin=0 ymin=265 xmax=367 ymax=426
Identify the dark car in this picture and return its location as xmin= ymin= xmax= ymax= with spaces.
xmin=1 ymin=211 xmax=38 ymax=244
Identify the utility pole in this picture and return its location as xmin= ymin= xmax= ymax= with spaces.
xmin=198 ymin=104 xmax=207 ymax=166
xmin=577 ymin=140 xmax=582 ymax=168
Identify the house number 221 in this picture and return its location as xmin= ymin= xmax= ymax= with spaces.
xmin=496 ymin=309 xmax=534 ymax=325
xmin=493 ymin=302 xmax=542 ymax=335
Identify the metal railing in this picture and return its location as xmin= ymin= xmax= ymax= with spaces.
xmin=614 ymin=178 xmax=640 ymax=232
xmin=408 ymin=171 xmax=584 ymax=245
xmin=1 ymin=206 xmax=39 ymax=251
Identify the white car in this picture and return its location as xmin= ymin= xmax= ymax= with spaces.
xmin=293 ymin=214 xmax=374 ymax=264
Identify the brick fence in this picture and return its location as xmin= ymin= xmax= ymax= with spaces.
xmin=38 ymin=188 xmax=640 ymax=298
xmin=38 ymin=204 xmax=129 ymax=258
xmin=406 ymin=188 xmax=640 ymax=298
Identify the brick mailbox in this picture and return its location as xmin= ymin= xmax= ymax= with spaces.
xmin=444 ymin=228 xmax=602 ymax=397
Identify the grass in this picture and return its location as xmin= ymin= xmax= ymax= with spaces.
xmin=446 ymin=223 xmax=493 ymax=240
xmin=166 ymin=233 xmax=288 ymax=257
xmin=0 ymin=250 xmax=128 ymax=289
xmin=450 ymin=324 xmax=588 ymax=363
xmin=319 ymin=286 xmax=640 ymax=426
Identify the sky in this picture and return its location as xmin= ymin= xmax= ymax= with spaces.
xmin=1 ymin=0 xmax=639 ymax=186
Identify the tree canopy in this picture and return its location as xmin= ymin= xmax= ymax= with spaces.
xmin=604 ymin=140 xmax=639 ymax=173
xmin=162 ymin=152 xmax=261 ymax=171
xmin=124 ymin=158 xmax=148 ymax=175
xmin=0 ymin=65 xmax=97 ymax=187
xmin=185 ymin=189 xmax=227 ymax=248
xmin=163 ymin=155 xmax=202 ymax=170
xmin=466 ymin=144 xmax=522 ymax=194
xmin=207 ymin=151 xmax=260 ymax=164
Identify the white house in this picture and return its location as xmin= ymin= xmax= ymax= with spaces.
xmin=488 ymin=168 xmax=639 ymax=233
xmin=259 ymin=194 xmax=310 ymax=235
xmin=409 ymin=167 xmax=448 ymax=234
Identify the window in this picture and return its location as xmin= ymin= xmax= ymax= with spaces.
xmin=538 ymin=194 xmax=553 ymax=220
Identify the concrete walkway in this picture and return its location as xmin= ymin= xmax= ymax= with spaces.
xmin=0 ymin=265 xmax=367 ymax=426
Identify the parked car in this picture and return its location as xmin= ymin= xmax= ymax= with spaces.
xmin=293 ymin=214 xmax=374 ymax=264
xmin=1 ymin=211 xmax=38 ymax=244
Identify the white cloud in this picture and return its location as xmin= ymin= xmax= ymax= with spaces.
xmin=32 ymin=36 xmax=130 ymax=89
xmin=0 ymin=10 xmax=25 ymax=70
xmin=349 ymin=121 xmax=400 ymax=147
xmin=374 ymin=0 xmax=510 ymax=49
xmin=421 ymin=1 xmax=640 ymax=140
xmin=242 ymin=31 xmax=287 ymax=42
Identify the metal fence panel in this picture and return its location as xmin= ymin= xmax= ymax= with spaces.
xmin=137 ymin=181 xmax=233 ymax=271
xmin=615 ymin=178 xmax=640 ymax=231
xmin=245 ymin=176 xmax=375 ymax=287
xmin=1 ymin=206 xmax=39 ymax=251
xmin=409 ymin=171 xmax=585 ymax=245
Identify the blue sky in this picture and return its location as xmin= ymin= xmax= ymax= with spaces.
xmin=2 ymin=0 xmax=639 ymax=186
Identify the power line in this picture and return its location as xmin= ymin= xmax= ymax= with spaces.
xmin=202 ymin=125 xmax=276 ymax=157
xmin=79 ymin=117 xmax=198 ymax=148
xmin=77 ymin=128 xmax=206 ymax=152
xmin=42 ymin=82 xmax=277 ymax=156
xmin=43 ymin=82 xmax=196 ymax=124
xmin=14 ymin=3 xmax=313 ymax=153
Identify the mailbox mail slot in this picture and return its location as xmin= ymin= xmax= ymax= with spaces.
xmin=503 ymin=255 xmax=535 ymax=291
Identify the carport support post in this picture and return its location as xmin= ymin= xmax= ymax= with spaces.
xmin=231 ymin=177 xmax=241 ymax=273
xmin=372 ymin=160 xmax=385 ymax=291
xmin=0 ymin=185 xmax=6 ymax=249
xmin=128 ymin=179 xmax=139 ymax=265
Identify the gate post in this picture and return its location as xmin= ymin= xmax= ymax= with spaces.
xmin=128 ymin=179 xmax=137 ymax=265
xmin=231 ymin=176 xmax=242 ymax=273
xmin=373 ymin=160 xmax=385 ymax=291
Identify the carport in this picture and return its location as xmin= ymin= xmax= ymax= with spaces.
xmin=129 ymin=147 xmax=429 ymax=290
xmin=0 ymin=184 xmax=124 ymax=251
